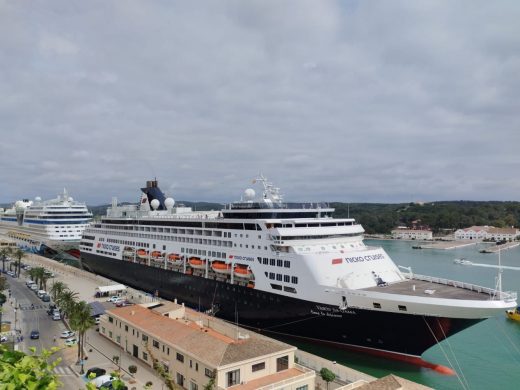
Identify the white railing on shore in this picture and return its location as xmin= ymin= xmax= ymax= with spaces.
xmin=405 ymin=273 xmax=518 ymax=302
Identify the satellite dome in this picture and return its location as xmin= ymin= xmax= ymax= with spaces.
xmin=244 ymin=188 xmax=255 ymax=200
xmin=68 ymin=197 xmax=74 ymax=202
xmin=164 ymin=197 xmax=175 ymax=210
xmin=35 ymin=196 xmax=42 ymax=202
xmin=150 ymin=199 xmax=160 ymax=210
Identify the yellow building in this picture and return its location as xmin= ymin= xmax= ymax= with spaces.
xmin=100 ymin=302 xmax=315 ymax=390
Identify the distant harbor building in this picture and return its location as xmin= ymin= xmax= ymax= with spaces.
xmin=391 ymin=227 xmax=433 ymax=240
xmin=454 ymin=226 xmax=519 ymax=241
xmin=100 ymin=302 xmax=315 ymax=390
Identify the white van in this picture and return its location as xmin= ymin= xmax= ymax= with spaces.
xmin=37 ymin=290 xmax=47 ymax=299
xmin=29 ymin=284 xmax=38 ymax=292
xmin=25 ymin=279 xmax=34 ymax=286
xmin=52 ymin=312 xmax=61 ymax=321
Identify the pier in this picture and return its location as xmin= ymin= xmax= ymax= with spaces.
xmin=479 ymin=242 xmax=520 ymax=253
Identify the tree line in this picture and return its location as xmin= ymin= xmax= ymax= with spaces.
xmin=331 ymin=201 xmax=520 ymax=234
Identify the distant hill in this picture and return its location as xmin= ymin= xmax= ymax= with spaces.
xmin=332 ymin=201 xmax=520 ymax=234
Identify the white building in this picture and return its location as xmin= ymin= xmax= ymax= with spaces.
xmin=454 ymin=226 xmax=520 ymax=241
xmin=391 ymin=227 xmax=433 ymax=240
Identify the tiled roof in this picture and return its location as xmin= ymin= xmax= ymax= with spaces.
xmin=107 ymin=305 xmax=293 ymax=367
xmin=356 ymin=374 xmax=432 ymax=390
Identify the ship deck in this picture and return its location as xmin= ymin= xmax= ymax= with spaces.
xmin=362 ymin=278 xmax=495 ymax=301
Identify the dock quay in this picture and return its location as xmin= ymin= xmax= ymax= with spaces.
xmin=480 ymin=242 xmax=520 ymax=253
xmin=411 ymin=240 xmax=480 ymax=250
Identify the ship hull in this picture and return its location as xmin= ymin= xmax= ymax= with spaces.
xmin=80 ymin=252 xmax=481 ymax=358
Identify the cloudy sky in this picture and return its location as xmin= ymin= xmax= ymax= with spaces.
xmin=1 ymin=1 xmax=519 ymax=205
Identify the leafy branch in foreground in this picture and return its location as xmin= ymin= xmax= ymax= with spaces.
xmin=0 ymin=346 xmax=62 ymax=390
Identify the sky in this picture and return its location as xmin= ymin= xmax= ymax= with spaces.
xmin=1 ymin=0 xmax=519 ymax=205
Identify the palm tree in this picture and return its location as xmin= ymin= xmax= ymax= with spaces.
xmin=0 ymin=247 xmax=12 ymax=273
xmin=40 ymin=272 xmax=51 ymax=291
xmin=32 ymin=267 xmax=48 ymax=290
xmin=27 ymin=268 xmax=39 ymax=284
xmin=55 ymin=289 xmax=78 ymax=319
xmin=12 ymin=248 xmax=25 ymax=278
xmin=50 ymin=281 xmax=68 ymax=303
xmin=69 ymin=301 xmax=95 ymax=364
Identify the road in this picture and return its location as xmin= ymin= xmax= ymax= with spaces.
xmin=6 ymin=273 xmax=85 ymax=389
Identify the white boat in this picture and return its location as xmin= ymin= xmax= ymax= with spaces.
xmin=0 ymin=189 xmax=92 ymax=258
xmin=454 ymin=258 xmax=472 ymax=265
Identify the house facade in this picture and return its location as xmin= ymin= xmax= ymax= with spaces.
xmin=99 ymin=302 xmax=315 ymax=390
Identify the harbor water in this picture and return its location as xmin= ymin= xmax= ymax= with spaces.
xmin=291 ymin=240 xmax=520 ymax=390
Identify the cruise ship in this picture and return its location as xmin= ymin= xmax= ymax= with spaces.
xmin=0 ymin=189 xmax=93 ymax=258
xmin=79 ymin=177 xmax=517 ymax=363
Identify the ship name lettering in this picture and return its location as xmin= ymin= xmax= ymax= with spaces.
xmin=344 ymin=253 xmax=384 ymax=263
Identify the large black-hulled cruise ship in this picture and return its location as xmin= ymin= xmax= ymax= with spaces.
xmin=79 ymin=177 xmax=517 ymax=363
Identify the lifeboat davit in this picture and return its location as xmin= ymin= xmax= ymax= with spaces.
xmin=136 ymin=249 xmax=148 ymax=259
xmin=151 ymin=251 xmax=163 ymax=259
xmin=168 ymin=253 xmax=182 ymax=264
xmin=123 ymin=247 xmax=135 ymax=257
xmin=234 ymin=264 xmax=252 ymax=278
xmin=189 ymin=257 xmax=206 ymax=269
xmin=211 ymin=261 xmax=232 ymax=274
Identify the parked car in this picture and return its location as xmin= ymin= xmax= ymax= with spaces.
xmin=60 ymin=330 xmax=75 ymax=339
xmin=25 ymin=279 xmax=34 ymax=286
xmin=43 ymin=270 xmax=55 ymax=277
xmin=52 ymin=312 xmax=61 ymax=321
xmin=85 ymin=367 xmax=106 ymax=379
xmin=90 ymin=375 xmax=115 ymax=388
xmin=37 ymin=290 xmax=47 ymax=299
xmin=115 ymin=300 xmax=131 ymax=307
xmin=64 ymin=337 xmax=78 ymax=346
xmin=106 ymin=296 xmax=120 ymax=303
xmin=41 ymin=294 xmax=50 ymax=302
xmin=30 ymin=284 xmax=38 ymax=292
xmin=30 ymin=330 xmax=40 ymax=339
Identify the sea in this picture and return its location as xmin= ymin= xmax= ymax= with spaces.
xmin=291 ymin=240 xmax=520 ymax=390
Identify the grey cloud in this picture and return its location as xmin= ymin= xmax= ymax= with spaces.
xmin=0 ymin=0 xmax=519 ymax=205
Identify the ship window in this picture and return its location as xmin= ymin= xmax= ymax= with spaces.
xmin=284 ymin=260 xmax=290 ymax=268
xmin=276 ymin=260 xmax=282 ymax=267
xmin=270 ymin=259 xmax=275 ymax=266
xmin=291 ymin=276 xmax=298 ymax=284
xmin=398 ymin=305 xmax=407 ymax=311
xmin=263 ymin=258 xmax=268 ymax=264
xmin=276 ymin=274 xmax=282 ymax=281
xmin=373 ymin=303 xmax=381 ymax=309
xmin=284 ymin=275 xmax=290 ymax=282
xmin=283 ymin=286 xmax=296 ymax=293
xmin=269 ymin=273 xmax=275 ymax=280
xmin=270 ymin=284 xmax=282 ymax=291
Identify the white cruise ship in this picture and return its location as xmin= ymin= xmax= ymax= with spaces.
xmin=0 ymin=189 xmax=93 ymax=258
xmin=79 ymin=177 xmax=516 ymax=365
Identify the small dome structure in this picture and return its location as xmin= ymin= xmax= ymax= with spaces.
xmin=150 ymin=199 xmax=160 ymax=210
xmin=244 ymin=188 xmax=255 ymax=200
xmin=164 ymin=197 xmax=175 ymax=210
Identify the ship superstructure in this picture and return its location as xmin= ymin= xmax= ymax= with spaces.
xmin=79 ymin=177 xmax=517 ymax=361
xmin=0 ymin=189 xmax=92 ymax=257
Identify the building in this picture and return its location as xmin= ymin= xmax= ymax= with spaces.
xmin=454 ymin=226 xmax=519 ymax=241
xmin=391 ymin=227 xmax=433 ymax=240
xmin=99 ymin=301 xmax=315 ymax=390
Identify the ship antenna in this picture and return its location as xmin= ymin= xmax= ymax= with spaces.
xmin=498 ymin=247 xmax=503 ymax=298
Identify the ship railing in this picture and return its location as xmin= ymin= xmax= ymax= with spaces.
xmin=406 ymin=273 xmax=518 ymax=302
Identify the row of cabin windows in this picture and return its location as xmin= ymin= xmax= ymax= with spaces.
xmin=265 ymin=272 xmax=298 ymax=284
xmin=258 ymin=257 xmax=290 ymax=268
xmin=373 ymin=302 xmax=407 ymax=311
xmin=100 ymin=220 xmax=261 ymax=230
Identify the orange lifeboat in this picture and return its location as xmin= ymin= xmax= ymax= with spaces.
xmin=151 ymin=251 xmax=163 ymax=259
xmin=189 ymin=257 xmax=206 ymax=269
xmin=211 ymin=261 xmax=232 ymax=274
xmin=136 ymin=249 xmax=148 ymax=259
xmin=168 ymin=253 xmax=182 ymax=264
xmin=234 ymin=264 xmax=252 ymax=279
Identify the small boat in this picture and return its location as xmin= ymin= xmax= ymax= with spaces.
xmin=167 ymin=253 xmax=182 ymax=264
xmin=151 ymin=251 xmax=163 ymax=259
xmin=506 ymin=307 xmax=520 ymax=322
xmin=189 ymin=257 xmax=206 ymax=269
xmin=234 ymin=264 xmax=252 ymax=279
xmin=454 ymin=258 xmax=472 ymax=265
xmin=136 ymin=249 xmax=148 ymax=259
xmin=211 ymin=261 xmax=232 ymax=274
